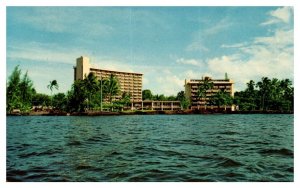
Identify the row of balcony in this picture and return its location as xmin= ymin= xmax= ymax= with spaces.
xmin=191 ymin=85 xmax=232 ymax=89
xmin=192 ymin=89 xmax=231 ymax=94
xmin=94 ymin=73 xmax=142 ymax=80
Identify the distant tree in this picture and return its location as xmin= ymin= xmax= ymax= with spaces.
xmin=7 ymin=66 xmax=22 ymax=113
xmin=176 ymin=91 xmax=190 ymax=109
xmin=19 ymin=71 xmax=34 ymax=112
xmin=245 ymin=80 xmax=257 ymax=110
xmin=234 ymin=77 xmax=293 ymax=112
xmin=114 ymin=92 xmax=131 ymax=111
xmin=7 ymin=66 xmax=35 ymax=113
xmin=83 ymin=73 xmax=98 ymax=110
xmin=32 ymin=93 xmax=51 ymax=108
xmin=47 ymin=80 xmax=59 ymax=95
xmin=142 ymin=89 xmax=153 ymax=100
xmin=67 ymin=80 xmax=87 ymax=112
xmin=158 ymin=94 xmax=166 ymax=101
xmin=211 ymin=89 xmax=233 ymax=111
xmin=256 ymin=77 xmax=271 ymax=111
xmin=52 ymin=93 xmax=67 ymax=111
xmin=47 ymin=80 xmax=59 ymax=107
xmin=225 ymin=72 xmax=229 ymax=80
xmin=197 ymin=77 xmax=214 ymax=110
xmin=167 ymin=95 xmax=176 ymax=101
xmin=103 ymin=74 xmax=120 ymax=105
xmin=176 ymin=91 xmax=185 ymax=101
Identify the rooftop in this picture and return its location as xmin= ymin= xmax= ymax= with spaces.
xmin=90 ymin=67 xmax=143 ymax=75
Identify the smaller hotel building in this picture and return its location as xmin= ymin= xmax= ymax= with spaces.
xmin=185 ymin=77 xmax=234 ymax=110
xmin=74 ymin=56 xmax=143 ymax=102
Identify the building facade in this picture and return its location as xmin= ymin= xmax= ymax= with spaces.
xmin=185 ymin=76 xmax=234 ymax=110
xmin=74 ymin=56 xmax=143 ymax=102
xmin=130 ymin=100 xmax=181 ymax=111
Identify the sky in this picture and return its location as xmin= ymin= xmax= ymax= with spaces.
xmin=6 ymin=6 xmax=294 ymax=96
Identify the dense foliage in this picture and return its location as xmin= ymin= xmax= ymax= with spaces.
xmin=6 ymin=66 xmax=294 ymax=113
xmin=66 ymin=72 xmax=121 ymax=112
xmin=7 ymin=66 xmax=35 ymax=113
xmin=234 ymin=77 xmax=293 ymax=112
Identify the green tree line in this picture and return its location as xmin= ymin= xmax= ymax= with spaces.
xmin=192 ymin=76 xmax=293 ymax=112
xmin=6 ymin=66 xmax=293 ymax=113
xmin=6 ymin=66 xmax=126 ymax=113
xmin=234 ymin=77 xmax=293 ymax=112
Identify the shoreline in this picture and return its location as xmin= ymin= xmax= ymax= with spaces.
xmin=7 ymin=110 xmax=294 ymax=116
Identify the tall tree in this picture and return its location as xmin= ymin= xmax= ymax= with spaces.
xmin=47 ymin=80 xmax=59 ymax=94
xmin=211 ymin=89 xmax=233 ymax=111
xmin=103 ymin=74 xmax=120 ymax=104
xmin=19 ymin=71 xmax=34 ymax=112
xmin=256 ymin=77 xmax=271 ymax=111
xmin=67 ymin=80 xmax=86 ymax=112
xmin=245 ymin=80 xmax=257 ymax=110
xmin=225 ymin=72 xmax=229 ymax=80
xmin=52 ymin=93 xmax=67 ymax=111
xmin=234 ymin=77 xmax=293 ymax=112
xmin=47 ymin=80 xmax=59 ymax=108
xmin=197 ymin=77 xmax=214 ymax=110
xmin=176 ymin=91 xmax=190 ymax=109
xmin=83 ymin=73 xmax=99 ymax=110
xmin=32 ymin=93 xmax=51 ymax=109
xmin=7 ymin=66 xmax=22 ymax=113
xmin=7 ymin=66 xmax=35 ymax=113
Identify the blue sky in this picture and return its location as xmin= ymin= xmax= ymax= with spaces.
xmin=6 ymin=6 xmax=294 ymax=95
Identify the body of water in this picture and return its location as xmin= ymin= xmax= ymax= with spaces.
xmin=7 ymin=114 xmax=293 ymax=181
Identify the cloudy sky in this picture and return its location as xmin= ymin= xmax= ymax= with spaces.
xmin=6 ymin=6 xmax=294 ymax=96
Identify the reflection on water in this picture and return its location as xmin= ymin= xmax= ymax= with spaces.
xmin=7 ymin=114 xmax=293 ymax=181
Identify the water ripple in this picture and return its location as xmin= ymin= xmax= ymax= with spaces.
xmin=7 ymin=114 xmax=293 ymax=181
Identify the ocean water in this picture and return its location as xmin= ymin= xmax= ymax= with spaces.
xmin=6 ymin=114 xmax=293 ymax=182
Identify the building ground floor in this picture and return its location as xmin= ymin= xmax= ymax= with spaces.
xmin=127 ymin=100 xmax=181 ymax=111
xmin=190 ymin=104 xmax=236 ymax=111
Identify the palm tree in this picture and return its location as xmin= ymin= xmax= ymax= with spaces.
xmin=47 ymin=80 xmax=59 ymax=95
xmin=197 ymin=77 xmax=214 ymax=110
xmin=211 ymin=89 xmax=232 ymax=111
xmin=256 ymin=77 xmax=271 ymax=111
xmin=103 ymin=74 xmax=120 ymax=104
xmin=245 ymin=80 xmax=256 ymax=110
xmin=47 ymin=80 xmax=59 ymax=108
xmin=83 ymin=73 xmax=98 ymax=110
xmin=279 ymin=79 xmax=293 ymax=111
xmin=67 ymin=80 xmax=87 ymax=112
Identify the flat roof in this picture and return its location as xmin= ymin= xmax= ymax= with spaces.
xmin=90 ymin=68 xmax=143 ymax=75
xmin=186 ymin=79 xmax=234 ymax=84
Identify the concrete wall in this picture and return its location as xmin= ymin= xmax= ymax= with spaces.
xmin=75 ymin=56 xmax=90 ymax=80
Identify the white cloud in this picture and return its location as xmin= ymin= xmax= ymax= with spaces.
xmin=254 ymin=29 xmax=293 ymax=48
xmin=176 ymin=58 xmax=204 ymax=67
xmin=150 ymin=69 xmax=184 ymax=95
xmin=206 ymin=28 xmax=293 ymax=91
xmin=261 ymin=7 xmax=293 ymax=26
xmin=221 ymin=42 xmax=247 ymax=48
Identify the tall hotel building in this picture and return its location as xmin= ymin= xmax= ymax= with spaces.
xmin=185 ymin=77 xmax=234 ymax=110
xmin=74 ymin=56 xmax=143 ymax=102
